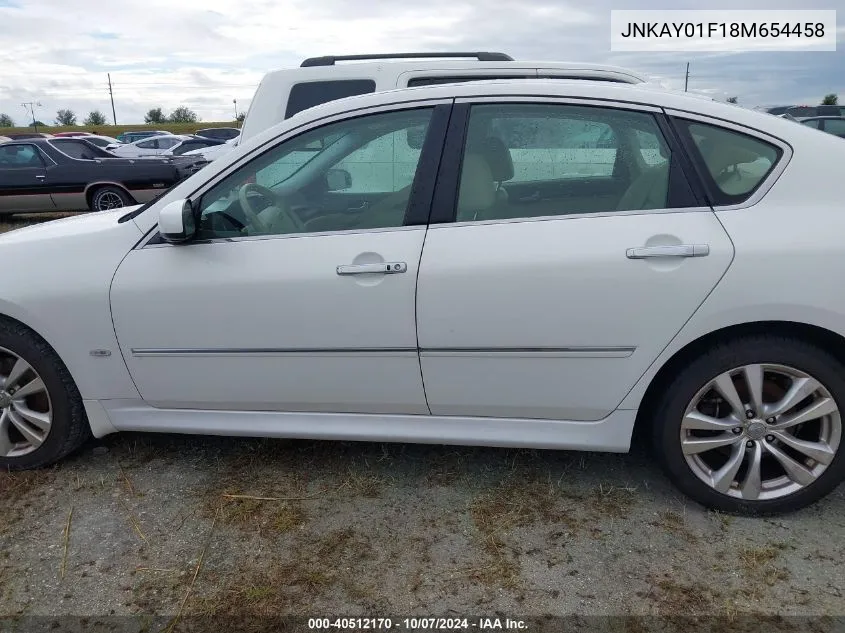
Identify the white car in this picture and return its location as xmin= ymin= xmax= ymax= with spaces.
xmin=2 ymin=78 xmax=844 ymax=515
xmin=81 ymin=135 xmax=123 ymax=150
xmin=182 ymin=136 xmax=239 ymax=162
xmin=109 ymin=134 xmax=190 ymax=157
xmin=239 ymin=51 xmax=649 ymax=142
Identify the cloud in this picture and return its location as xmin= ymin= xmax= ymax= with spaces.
xmin=0 ymin=0 xmax=842 ymax=127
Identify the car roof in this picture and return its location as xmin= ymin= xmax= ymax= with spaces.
xmin=266 ymin=78 xmax=783 ymax=137
xmin=259 ymin=60 xmax=649 ymax=85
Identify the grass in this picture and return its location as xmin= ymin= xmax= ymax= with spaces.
xmin=1 ymin=121 xmax=240 ymax=137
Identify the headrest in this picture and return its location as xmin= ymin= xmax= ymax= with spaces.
xmin=480 ymin=137 xmax=514 ymax=182
xmin=457 ymin=153 xmax=496 ymax=220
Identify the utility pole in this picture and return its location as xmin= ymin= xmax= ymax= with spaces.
xmin=233 ymin=98 xmax=238 ymax=120
xmin=21 ymin=101 xmax=41 ymax=132
xmin=684 ymin=62 xmax=690 ymax=92
xmin=108 ymin=73 xmax=117 ymax=125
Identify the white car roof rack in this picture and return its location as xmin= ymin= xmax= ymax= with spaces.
xmin=301 ymin=51 xmax=515 ymax=67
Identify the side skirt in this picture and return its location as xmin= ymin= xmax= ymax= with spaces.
xmin=97 ymin=399 xmax=635 ymax=452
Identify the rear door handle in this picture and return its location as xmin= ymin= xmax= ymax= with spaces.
xmin=336 ymin=262 xmax=407 ymax=275
xmin=35 ymin=175 xmax=45 ymax=180
xmin=626 ymin=244 xmax=710 ymax=259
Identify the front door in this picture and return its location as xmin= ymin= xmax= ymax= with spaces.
xmin=111 ymin=104 xmax=448 ymax=414
xmin=0 ymin=143 xmax=54 ymax=212
xmin=416 ymin=101 xmax=735 ymax=421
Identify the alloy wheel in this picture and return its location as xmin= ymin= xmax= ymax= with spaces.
xmin=95 ymin=191 xmax=125 ymax=211
xmin=0 ymin=347 xmax=52 ymax=458
xmin=681 ymin=363 xmax=841 ymax=501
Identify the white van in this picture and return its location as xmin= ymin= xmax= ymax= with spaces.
xmin=239 ymin=51 xmax=649 ymax=141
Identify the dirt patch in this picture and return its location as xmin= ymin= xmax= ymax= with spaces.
xmin=0 ymin=433 xmax=844 ymax=624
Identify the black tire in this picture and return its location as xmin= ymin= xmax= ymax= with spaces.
xmin=0 ymin=318 xmax=90 ymax=470
xmin=651 ymin=335 xmax=845 ymax=515
xmin=89 ymin=185 xmax=132 ymax=212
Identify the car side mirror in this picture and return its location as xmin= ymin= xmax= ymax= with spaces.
xmin=326 ymin=168 xmax=352 ymax=191
xmin=158 ymin=199 xmax=197 ymax=243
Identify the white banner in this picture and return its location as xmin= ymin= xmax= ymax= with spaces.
xmin=610 ymin=10 xmax=837 ymax=52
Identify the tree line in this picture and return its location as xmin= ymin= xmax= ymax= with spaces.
xmin=0 ymin=105 xmax=206 ymax=128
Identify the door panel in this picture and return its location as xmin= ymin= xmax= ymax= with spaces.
xmin=111 ymin=229 xmax=429 ymax=413
xmin=417 ymin=211 xmax=733 ymax=420
xmin=0 ymin=166 xmax=53 ymax=212
xmin=111 ymin=105 xmax=449 ymax=415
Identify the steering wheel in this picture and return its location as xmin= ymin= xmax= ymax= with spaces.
xmin=237 ymin=183 xmax=306 ymax=234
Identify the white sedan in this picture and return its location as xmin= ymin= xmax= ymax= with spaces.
xmin=1 ymin=78 xmax=844 ymax=515
xmin=109 ymin=134 xmax=190 ymax=157
xmin=182 ymin=136 xmax=239 ymax=162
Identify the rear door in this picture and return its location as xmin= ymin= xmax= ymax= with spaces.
xmin=0 ymin=143 xmax=54 ymax=212
xmin=416 ymin=99 xmax=735 ymax=421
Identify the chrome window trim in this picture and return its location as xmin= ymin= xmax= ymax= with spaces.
xmin=138 ymin=98 xmax=451 ymax=250
xmin=663 ymin=108 xmax=793 ymax=212
xmin=431 ymin=206 xmax=714 ymax=230
xmin=454 ymin=94 xmax=662 ymax=112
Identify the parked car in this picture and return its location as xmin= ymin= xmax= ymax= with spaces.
xmin=115 ymin=130 xmax=173 ymax=144
xmin=52 ymin=132 xmax=93 ymax=138
xmin=81 ymin=135 xmax=123 ymax=149
xmin=239 ymin=51 xmax=649 ymax=141
xmin=2 ymin=77 xmax=845 ymax=515
xmin=4 ymin=132 xmax=54 ymax=139
xmin=161 ymin=135 xmax=226 ymax=156
xmin=0 ymin=137 xmax=203 ymax=213
xmin=195 ymin=127 xmax=240 ymax=141
xmin=765 ymin=105 xmax=845 ymax=117
xmin=182 ymin=136 xmax=238 ymax=161
xmin=109 ymin=135 xmax=191 ymax=157
xmin=798 ymin=116 xmax=845 ymax=138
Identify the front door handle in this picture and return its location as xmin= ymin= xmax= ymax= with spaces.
xmin=336 ymin=262 xmax=407 ymax=275
xmin=626 ymin=244 xmax=709 ymax=259
xmin=35 ymin=175 xmax=45 ymax=181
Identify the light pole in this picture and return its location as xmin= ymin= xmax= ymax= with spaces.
xmin=233 ymin=99 xmax=238 ymax=120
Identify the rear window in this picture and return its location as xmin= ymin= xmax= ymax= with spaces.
xmin=285 ymin=80 xmax=376 ymax=119
xmin=675 ymin=119 xmax=781 ymax=205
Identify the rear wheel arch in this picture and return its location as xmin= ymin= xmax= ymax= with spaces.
xmin=634 ymin=320 xmax=845 ymax=440
xmin=85 ymin=183 xmax=136 ymax=210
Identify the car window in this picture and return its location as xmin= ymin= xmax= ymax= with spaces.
xmin=822 ymin=119 xmax=845 ymax=137
xmin=0 ymin=144 xmax=45 ymax=168
xmin=196 ymin=107 xmax=434 ymax=239
xmin=285 ymin=80 xmax=377 ymax=119
xmin=455 ymin=103 xmax=681 ymax=222
xmin=676 ymin=119 xmax=781 ymax=204
xmin=136 ymin=139 xmax=156 ymax=149
xmin=157 ymin=138 xmax=180 ymax=149
xmin=801 ymin=119 xmax=822 ymax=129
xmin=50 ymin=139 xmax=100 ymax=159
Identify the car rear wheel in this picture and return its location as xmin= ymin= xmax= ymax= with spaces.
xmin=0 ymin=319 xmax=90 ymax=470
xmin=90 ymin=186 xmax=132 ymax=212
xmin=652 ymin=335 xmax=845 ymax=515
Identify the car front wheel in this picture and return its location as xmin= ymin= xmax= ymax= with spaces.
xmin=652 ymin=335 xmax=845 ymax=515
xmin=0 ymin=319 xmax=90 ymax=470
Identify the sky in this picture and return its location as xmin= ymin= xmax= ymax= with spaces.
xmin=0 ymin=0 xmax=843 ymax=126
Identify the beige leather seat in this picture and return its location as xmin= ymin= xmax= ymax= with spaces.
xmin=616 ymin=164 xmax=670 ymax=211
xmin=456 ymin=154 xmax=497 ymax=222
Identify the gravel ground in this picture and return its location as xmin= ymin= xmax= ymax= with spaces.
xmin=1 ymin=214 xmax=844 ymax=632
